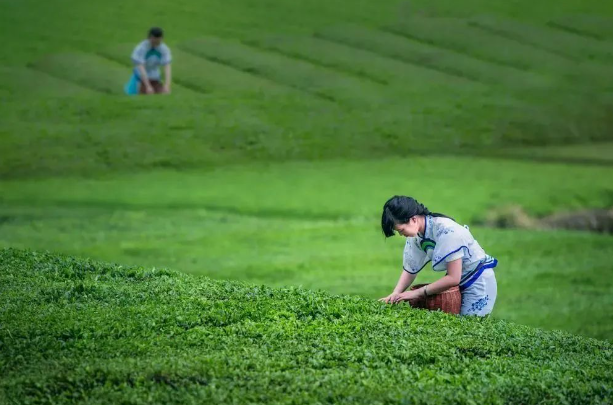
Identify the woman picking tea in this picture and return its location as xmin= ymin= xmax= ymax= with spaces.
xmin=379 ymin=196 xmax=498 ymax=316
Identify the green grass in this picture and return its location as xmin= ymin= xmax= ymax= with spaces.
xmin=1 ymin=249 xmax=612 ymax=404
xmin=0 ymin=66 xmax=94 ymax=99
xmin=503 ymin=142 xmax=613 ymax=164
xmin=0 ymin=0 xmax=398 ymax=66
xmin=30 ymin=52 xmax=199 ymax=96
xmin=29 ymin=53 xmax=139 ymax=95
xmin=178 ymin=37 xmax=386 ymax=105
xmin=548 ymin=15 xmax=613 ymax=39
xmin=468 ymin=15 xmax=613 ymax=64
xmin=315 ymin=25 xmax=613 ymax=147
xmin=249 ymin=35 xmax=472 ymax=88
xmin=1 ymin=1 xmax=613 ymax=401
xmin=316 ymin=26 xmax=546 ymax=88
xmin=2 ymin=157 xmax=612 ymax=220
xmin=3 ymin=0 xmax=613 ymax=66
xmin=387 ymin=17 xmax=613 ymax=88
xmin=2 ymin=157 xmax=613 ymax=340
xmin=2 ymin=1 xmax=613 ymax=181
xmin=2 ymin=206 xmax=613 ymax=340
xmin=408 ymin=0 xmax=613 ymax=21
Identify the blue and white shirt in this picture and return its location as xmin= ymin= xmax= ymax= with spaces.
xmin=402 ymin=215 xmax=497 ymax=289
xmin=131 ymin=40 xmax=172 ymax=81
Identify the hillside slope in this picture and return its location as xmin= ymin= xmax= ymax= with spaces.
xmin=1 ymin=249 xmax=611 ymax=404
xmin=2 ymin=0 xmax=613 ymax=178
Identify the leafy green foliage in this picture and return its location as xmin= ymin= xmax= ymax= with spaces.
xmin=178 ymin=37 xmax=385 ymax=106
xmin=549 ymin=15 xmax=613 ymax=39
xmin=316 ymin=26 xmax=544 ymax=88
xmin=0 ymin=66 xmax=94 ymax=98
xmin=1 ymin=249 xmax=612 ymax=404
xmin=2 ymin=0 xmax=613 ymax=178
xmin=2 ymin=157 xmax=612 ymax=221
xmin=468 ymin=15 xmax=613 ymax=64
xmin=29 ymin=53 xmax=134 ymax=95
xmin=2 ymin=157 xmax=613 ymax=340
xmin=1 ymin=3 xmax=613 ymax=402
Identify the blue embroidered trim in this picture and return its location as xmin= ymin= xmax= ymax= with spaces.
xmin=460 ymin=257 xmax=496 ymax=283
xmin=432 ymin=246 xmax=471 ymax=268
xmin=418 ymin=215 xmax=433 ymax=238
xmin=459 ymin=259 xmax=498 ymax=291
xmin=403 ymin=260 xmax=431 ymax=274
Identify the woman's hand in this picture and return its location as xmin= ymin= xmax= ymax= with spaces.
xmin=379 ymin=290 xmax=421 ymax=304
xmin=379 ymin=292 xmax=403 ymax=304
xmin=397 ymin=290 xmax=421 ymax=304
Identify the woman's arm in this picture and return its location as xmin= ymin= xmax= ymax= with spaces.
xmin=394 ymin=270 xmax=417 ymax=294
xmin=413 ymin=258 xmax=462 ymax=298
xmin=379 ymin=270 xmax=417 ymax=303
xmin=137 ymin=65 xmax=153 ymax=94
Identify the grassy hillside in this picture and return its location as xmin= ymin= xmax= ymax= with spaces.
xmin=2 ymin=157 xmax=612 ymax=220
xmin=2 ymin=0 xmax=613 ymax=66
xmin=2 ymin=0 xmax=613 ymax=178
xmin=1 ymin=0 xmax=613 ymax=354
xmin=1 ymin=249 xmax=612 ymax=404
xmin=2 ymin=157 xmax=613 ymax=341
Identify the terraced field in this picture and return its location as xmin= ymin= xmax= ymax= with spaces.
xmin=2 ymin=0 xmax=613 ymax=402
xmin=1 ymin=0 xmax=613 ymax=340
xmin=3 ymin=3 xmax=613 ymax=179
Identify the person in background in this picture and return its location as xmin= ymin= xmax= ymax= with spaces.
xmin=125 ymin=27 xmax=172 ymax=95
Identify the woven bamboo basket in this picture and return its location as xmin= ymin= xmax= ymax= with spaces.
xmin=409 ymin=283 xmax=461 ymax=314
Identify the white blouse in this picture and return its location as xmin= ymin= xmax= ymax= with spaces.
xmin=402 ymin=215 xmax=496 ymax=287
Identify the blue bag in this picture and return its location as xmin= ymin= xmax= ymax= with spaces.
xmin=124 ymin=69 xmax=140 ymax=95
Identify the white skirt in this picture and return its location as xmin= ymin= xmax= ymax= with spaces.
xmin=460 ymin=268 xmax=497 ymax=316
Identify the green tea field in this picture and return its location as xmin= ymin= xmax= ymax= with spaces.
xmin=1 ymin=0 xmax=612 ymax=402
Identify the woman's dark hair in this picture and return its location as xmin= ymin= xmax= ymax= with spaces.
xmin=381 ymin=196 xmax=453 ymax=237
xmin=149 ymin=27 xmax=164 ymax=38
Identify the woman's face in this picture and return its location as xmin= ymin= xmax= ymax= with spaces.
xmin=394 ymin=217 xmax=419 ymax=237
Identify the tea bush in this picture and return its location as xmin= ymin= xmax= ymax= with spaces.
xmin=1 ymin=249 xmax=611 ymax=404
